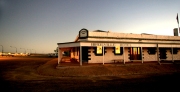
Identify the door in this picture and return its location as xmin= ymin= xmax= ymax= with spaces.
xmin=81 ymin=46 xmax=89 ymax=62
xmin=159 ymin=48 xmax=167 ymax=59
xmin=130 ymin=47 xmax=142 ymax=60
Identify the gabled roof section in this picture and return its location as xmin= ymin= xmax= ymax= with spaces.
xmin=73 ymin=29 xmax=180 ymax=42
xmin=74 ymin=35 xmax=79 ymax=42
xmin=88 ymin=30 xmax=180 ymax=41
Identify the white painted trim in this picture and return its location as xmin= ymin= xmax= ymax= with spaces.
xmin=158 ymin=44 xmax=180 ymax=47
xmin=156 ymin=44 xmax=160 ymax=64
xmin=88 ymin=31 xmax=180 ymax=41
xmin=80 ymin=42 xmax=157 ymax=47
xmin=58 ymin=48 xmax=62 ymax=65
xmin=141 ymin=47 xmax=143 ymax=63
xmin=123 ymin=46 xmax=125 ymax=64
xmin=58 ymin=42 xmax=180 ymax=48
xmin=121 ymin=44 xmax=156 ymax=47
xmin=80 ymin=46 xmax=82 ymax=66
xmin=171 ymin=47 xmax=174 ymax=62
xmin=103 ymin=46 xmax=104 ymax=65
xmin=87 ymin=38 xmax=180 ymax=44
xmin=80 ymin=42 xmax=91 ymax=46
xmin=58 ymin=42 xmax=80 ymax=48
xmin=58 ymin=48 xmax=60 ymax=64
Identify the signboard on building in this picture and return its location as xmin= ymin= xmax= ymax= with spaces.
xmin=115 ymin=46 xmax=120 ymax=54
xmin=91 ymin=43 xmax=115 ymax=46
xmin=90 ymin=43 xmax=157 ymax=47
xmin=97 ymin=46 xmax=102 ymax=54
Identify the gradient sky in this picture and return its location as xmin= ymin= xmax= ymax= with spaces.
xmin=0 ymin=0 xmax=180 ymax=53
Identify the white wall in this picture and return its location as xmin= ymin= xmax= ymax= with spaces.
xmin=143 ymin=48 xmax=180 ymax=61
xmin=143 ymin=48 xmax=157 ymax=61
xmin=167 ymin=49 xmax=180 ymax=60
xmin=166 ymin=49 xmax=172 ymax=60
xmin=68 ymin=46 xmax=180 ymax=63
xmin=88 ymin=47 xmax=130 ymax=63
xmin=124 ymin=48 xmax=130 ymax=62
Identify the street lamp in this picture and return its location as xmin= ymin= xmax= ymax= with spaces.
xmin=0 ymin=45 xmax=3 ymax=56
xmin=10 ymin=46 xmax=17 ymax=53
xmin=27 ymin=49 xmax=33 ymax=54
xmin=20 ymin=48 xmax=26 ymax=54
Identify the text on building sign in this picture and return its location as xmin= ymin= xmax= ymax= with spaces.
xmin=91 ymin=43 xmax=115 ymax=46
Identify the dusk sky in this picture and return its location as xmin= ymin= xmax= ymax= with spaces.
xmin=0 ymin=0 xmax=180 ymax=53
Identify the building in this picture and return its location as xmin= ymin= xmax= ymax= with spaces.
xmin=57 ymin=28 xmax=180 ymax=66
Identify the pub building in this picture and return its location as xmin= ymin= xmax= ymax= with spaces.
xmin=57 ymin=28 xmax=180 ymax=66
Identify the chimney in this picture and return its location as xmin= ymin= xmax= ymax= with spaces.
xmin=173 ymin=28 xmax=178 ymax=36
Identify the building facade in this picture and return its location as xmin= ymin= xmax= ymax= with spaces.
xmin=57 ymin=28 xmax=180 ymax=65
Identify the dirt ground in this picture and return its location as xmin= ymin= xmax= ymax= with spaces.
xmin=0 ymin=56 xmax=180 ymax=92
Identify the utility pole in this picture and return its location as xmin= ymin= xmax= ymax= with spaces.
xmin=10 ymin=46 xmax=17 ymax=53
xmin=0 ymin=45 xmax=3 ymax=56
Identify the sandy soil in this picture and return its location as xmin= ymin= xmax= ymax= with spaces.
xmin=38 ymin=58 xmax=180 ymax=77
xmin=0 ymin=56 xmax=180 ymax=92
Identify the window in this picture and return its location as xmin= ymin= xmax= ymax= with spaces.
xmin=147 ymin=47 xmax=156 ymax=55
xmin=93 ymin=47 xmax=106 ymax=56
xmin=97 ymin=46 xmax=102 ymax=54
xmin=115 ymin=46 xmax=120 ymax=54
xmin=170 ymin=48 xmax=178 ymax=54
xmin=113 ymin=47 xmax=123 ymax=55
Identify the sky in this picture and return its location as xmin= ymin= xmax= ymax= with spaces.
xmin=0 ymin=0 xmax=180 ymax=53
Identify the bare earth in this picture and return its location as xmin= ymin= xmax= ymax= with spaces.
xmin=0 ymin=56 xmax=180 ymax=92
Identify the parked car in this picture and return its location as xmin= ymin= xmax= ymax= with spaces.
xmin=48 ymin=53 xmax=58 ymax=57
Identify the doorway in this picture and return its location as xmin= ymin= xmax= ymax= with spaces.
xmin=129 ymin=47 xmax=142 ymax=60
xmin=159 ymin=48 xmax=167 ymax=59
xmin=80 ymin=46 xmax=89 ymax=62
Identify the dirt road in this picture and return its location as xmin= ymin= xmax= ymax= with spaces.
xmin=0 ymin=56 xmax=180 ymax=92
